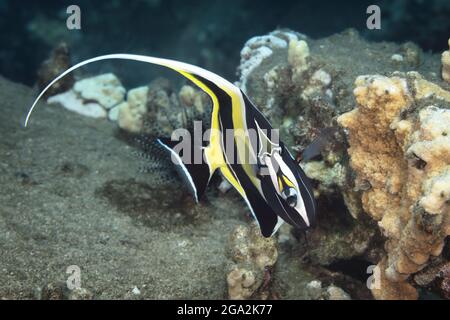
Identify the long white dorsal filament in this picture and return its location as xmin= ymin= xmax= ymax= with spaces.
xmin=24 ymin=53 xmax=236 ymax=127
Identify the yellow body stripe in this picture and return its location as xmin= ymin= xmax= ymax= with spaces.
xmin=223 ymin=87 xmax=260 ymax=188
xmin=176 ymin=69 xmax=245 ymax=197
xmin=278 ymin=176 xmax=283 ymax=191
xmin=283 ymin=175 xmax=295 ymax=188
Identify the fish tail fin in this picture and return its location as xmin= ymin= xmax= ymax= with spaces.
xmin=156 ymin=137 xmax=214 ymax=203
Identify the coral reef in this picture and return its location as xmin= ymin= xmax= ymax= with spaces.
xmin=5 ymin=23 xmax=450 ymax=299
xmin=338 ymin=73 xmax=450 ymax=299
xmin=226 ymin=223 xmax=278 ymax=300
xmin=235 ymin=29 xmax=449 ymax=300
xmin=235 ymin=29 xmax=387 ymax=269
xmin=45 ymin=73 xmax=210 ymax=135
xmin=238 ymin=30 xmax=303 ymax=93
xmin=443 ymin=39 xmax=450 ymax=83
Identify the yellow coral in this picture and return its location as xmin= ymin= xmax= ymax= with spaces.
xmin=117 ymin=86 xmax=149 ymax=133
xmin=411 ymin=72 xmax=450 ymax=100
xmin=338 ymin=74 xmax=450 ymax=300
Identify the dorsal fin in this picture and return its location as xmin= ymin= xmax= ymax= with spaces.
xmin=25 ymin=53 xmax=240 ymax=127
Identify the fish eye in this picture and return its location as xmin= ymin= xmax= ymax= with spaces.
xmin=282 ymin=188 xmax=298 ymax=207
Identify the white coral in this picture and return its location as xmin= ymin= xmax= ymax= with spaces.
xmin=73 ymin=73 xmax=126 ymax=109
xmin=47 ymin=90 xmax=106 ymax=119
xmin=238 ymin=30 xmax=304 ymax=93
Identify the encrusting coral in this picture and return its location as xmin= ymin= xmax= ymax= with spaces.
xmin=338 ymin=73 xmax=450 ymax=300
xmin=226 ymin=223 xmax=278 ymax=300
xmin=238 ymin=30 xmax=304 ymax=94
xmin=117 ymin=86 xmax=149 ymax=133
xmin=47 ymin=73 xmax=125 ymax=120
xmin=73 ymin=73 xmax=126 ymax=109
xmin=47 ymin=90 xmax=106 ymax=119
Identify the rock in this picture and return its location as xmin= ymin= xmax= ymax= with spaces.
xmin=227 ymin=268 xmax=257 ymax=300
xmin=228 ymin=223 xmax=278 ymax=270
xmin=73 ymin=73 xmax=126 ymax=109
xmin=40 ymin=282 xmax=68 ymax=300
xmin=305 ymin=280 xmax=323 ymax=299
xmin=67 ymin=287 xmax=94 ymax=300
xmin=37 ymin=42 xmax=74 ymax=97
xmin=391 ymin=54 xmax=404 ymax=62
xmin=226 ymin=223 xmax=278 ymax=299
xmin=218 ymin=179 xmax=232 ymax=194
xmin=305 ymin=280 xmax=351 ymax=300
xmin=132 ymin=286 xmax=141 ymax=295
xmin=326 ymin=285 xmax=351 ymax=300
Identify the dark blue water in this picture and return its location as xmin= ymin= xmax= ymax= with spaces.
xmin=1 ymin=0 xmax=449 ymax=86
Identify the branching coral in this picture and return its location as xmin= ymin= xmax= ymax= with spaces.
xmin=338 ymin=73 xmax=450 ymax=299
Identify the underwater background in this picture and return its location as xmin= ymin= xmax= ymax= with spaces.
xmin=2 ymin=0 xmax=450 ymax=87
xmin=0 ymin=0 xmax=449 ymax=300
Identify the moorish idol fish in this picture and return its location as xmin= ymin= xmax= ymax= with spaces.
xmin=25 ymin=54 xmax=317 ymax=237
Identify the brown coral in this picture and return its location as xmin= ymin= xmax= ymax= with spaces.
xmin=338 ymin=73 xmax=450 ymax=300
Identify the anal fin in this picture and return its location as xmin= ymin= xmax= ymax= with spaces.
xmin=157 ymin=138 xmax=212 ymax=202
